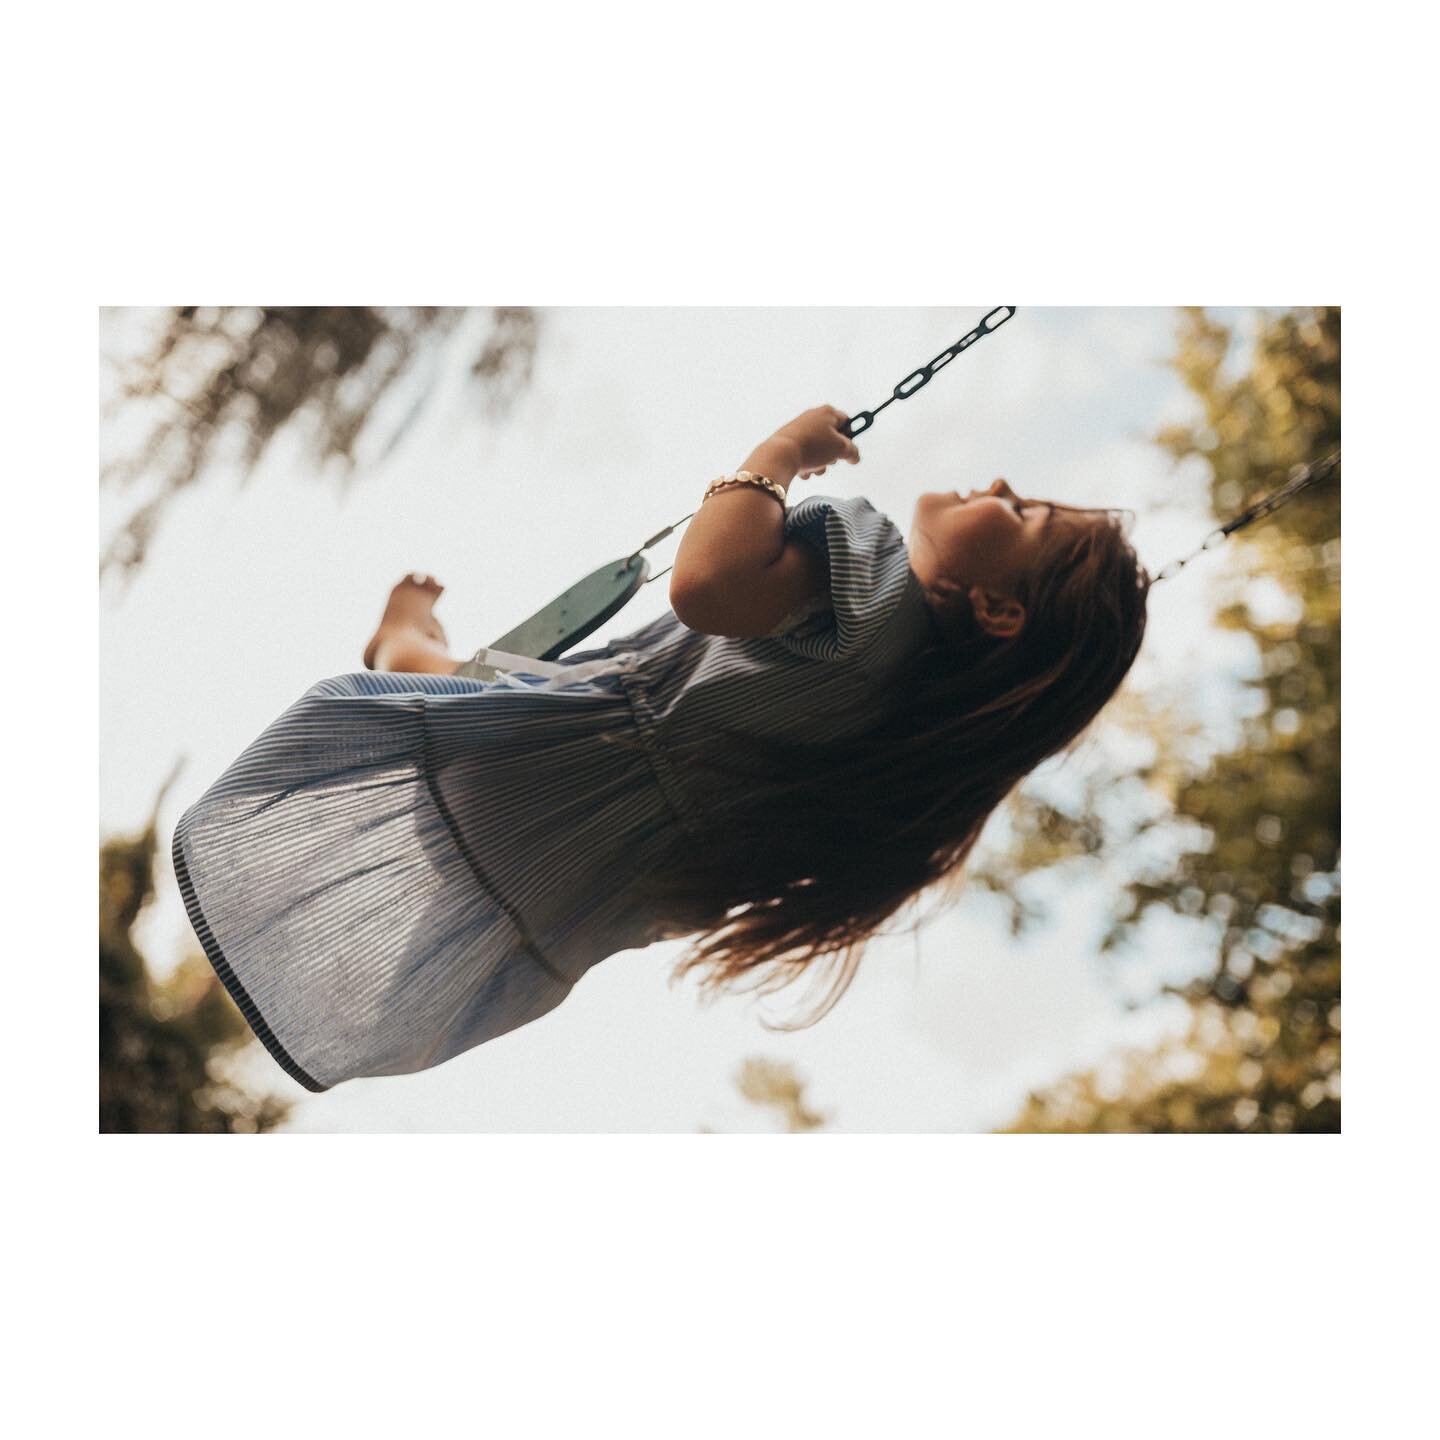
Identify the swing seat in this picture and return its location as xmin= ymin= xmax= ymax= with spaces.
xmin=455 ymin=553 xmax=651 ymax=678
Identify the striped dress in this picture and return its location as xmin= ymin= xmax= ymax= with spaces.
xmin=172 ymin=493 xmax=935 ymax=1091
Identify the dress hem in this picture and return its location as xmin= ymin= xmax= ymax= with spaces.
xmin=171 ymin=816 xmax=329 ymax=1094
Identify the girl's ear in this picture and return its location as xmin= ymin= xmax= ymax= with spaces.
xmin=968 ymin=585 xmax=1026 ymax=639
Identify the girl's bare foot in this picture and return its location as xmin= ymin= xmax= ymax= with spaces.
xmin=364 ymin=574 xmax=456 ymax=673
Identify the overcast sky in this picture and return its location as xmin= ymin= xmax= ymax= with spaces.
xmin=100 ymin=305 xmax=1266 ymax=1132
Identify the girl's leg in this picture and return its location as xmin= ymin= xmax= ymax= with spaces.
xmin=364 ymin=574 xmax=464 ymax=675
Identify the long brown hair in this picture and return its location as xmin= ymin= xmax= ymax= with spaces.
xmin=602 ymin=504 xmax=1152 ymax=1026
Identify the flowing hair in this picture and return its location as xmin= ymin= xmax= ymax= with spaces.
xmin=600 ymin=504 xmax=1152 ymax=1026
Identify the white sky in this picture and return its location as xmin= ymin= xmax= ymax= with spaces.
xmin=100 ymin=305 xmax=1263 ymax=1132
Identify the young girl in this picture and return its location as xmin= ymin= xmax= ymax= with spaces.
xmin=173 ymin=406 xmax=1150 ymax=1093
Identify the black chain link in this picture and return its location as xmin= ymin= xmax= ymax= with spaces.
xmin=844 ymin=305 xmax=1016 ymax=437
xmin=1151 ymin=449 xmax=1340 ymax=583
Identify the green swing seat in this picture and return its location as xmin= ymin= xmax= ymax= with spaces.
xmin=453 ymin=552 xmax=652 ymax=679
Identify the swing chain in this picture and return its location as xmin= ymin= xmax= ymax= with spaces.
xmin=1151 ymin=449 xmax=1340 ymax=583
xmin=632 ymin=306 xmax=1019 ymax=585
xmin=844 ymin=305 xmax=1016 ymax=438
xmin=623 ymin=521 xmax=688 ymax=584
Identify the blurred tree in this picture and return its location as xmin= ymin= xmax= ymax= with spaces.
xmin=995 ymin=307 xmax=1340 ymax=1133
xmin=100 ymin=767 xmax=291 ymax=1133
xmin=100 ymin=305 xmax=539 ymax=578
xmin=734 ymin=1057 xmax=829 ymax=1133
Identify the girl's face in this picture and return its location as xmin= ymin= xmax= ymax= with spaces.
xmin=909 ymin=478 xmax=1058 ymax=595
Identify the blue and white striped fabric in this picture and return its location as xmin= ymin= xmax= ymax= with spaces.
xmin=173 ymin=493 xmax=933 ymax=1091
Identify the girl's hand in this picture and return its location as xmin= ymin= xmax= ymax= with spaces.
xmin=770 ymin=405 xmax=862 ymax=480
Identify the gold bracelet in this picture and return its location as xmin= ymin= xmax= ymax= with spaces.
xmin=702 ymin=470 xmax=788 ymax=509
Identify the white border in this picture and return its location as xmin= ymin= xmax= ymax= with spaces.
xmin=12 ymin=1 xmax=1434 ymax=1433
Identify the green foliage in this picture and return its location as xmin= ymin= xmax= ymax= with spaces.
xmin=100 ymin=305 xmax=539 ymax=577
xmin=1001 ymin=307 xmax=1340 ymax=1133
xmin=99 ymin=771 xmax=291 ymax=1134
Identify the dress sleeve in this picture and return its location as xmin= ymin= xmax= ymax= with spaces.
xmin=765 ymin=493 xmax=927 ymax=671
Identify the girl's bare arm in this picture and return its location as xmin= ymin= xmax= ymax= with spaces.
xmin=669 ymin=407 xmax=857 ymax=634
